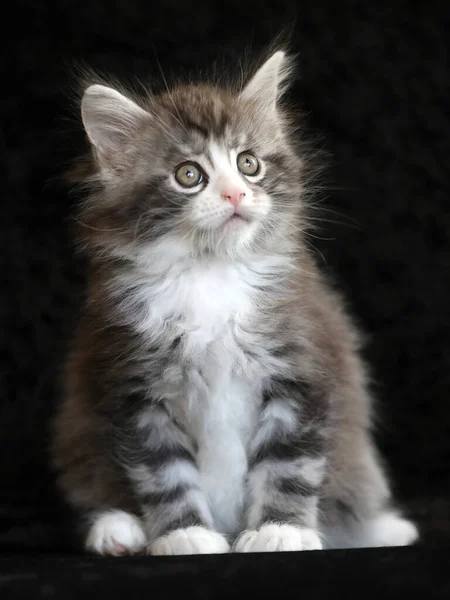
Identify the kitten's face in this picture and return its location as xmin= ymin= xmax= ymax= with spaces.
xmin=80 ymin=51 xmax=304 ymax=258
xmin=162 ymin=126 xmax=271 ymax=252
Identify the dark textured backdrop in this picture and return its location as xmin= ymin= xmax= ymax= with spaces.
xmin=2 ymin=2 xmax=449 ymax=551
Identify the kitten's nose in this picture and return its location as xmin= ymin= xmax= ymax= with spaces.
xmin=221 ymin=189 xmax=246 ymax=207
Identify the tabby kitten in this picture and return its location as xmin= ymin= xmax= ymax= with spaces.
xmin=52 ymin=50 xmax=418 ymax=555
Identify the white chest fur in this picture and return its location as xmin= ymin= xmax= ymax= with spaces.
xmin=115 ymin=250 xmax=280 ymax=534
xmin=174 ymin=266 xmax=260 ymax=533
xmin=159 ymin=260 xmax=263 ymax=534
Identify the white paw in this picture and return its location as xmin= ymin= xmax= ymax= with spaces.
xmin=85 ymin=510 xmax=147 ymax=556
xmin=149 ymin=526 xmax=230 ymax=556
xmin=234 ymin=524 xmax=323 ymax=553
xmin=361 ymin=512 xmax=419 ymax=547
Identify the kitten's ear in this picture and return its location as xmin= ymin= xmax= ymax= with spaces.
xmin=81 ymin=84 xmax=150 ymax=167
xmin=240 ymin=51 xmax=292 ymax=112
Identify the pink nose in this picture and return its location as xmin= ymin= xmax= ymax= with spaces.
xmin=221 ymin=190 xmax=246 ymax=207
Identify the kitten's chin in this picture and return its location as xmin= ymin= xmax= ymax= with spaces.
xmin=190 ymin=215 xmax=259 ymax=256
xmin=221 ymin=221 xmax=260 ymax=253
xmin=217 ymin=212 xmax=257 ymax=238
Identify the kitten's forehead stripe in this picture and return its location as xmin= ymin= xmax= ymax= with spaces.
xmin=204 ymin=142 xmax=230 ymax=171
xmin=160 ymin=86 xmax=235 ymax=142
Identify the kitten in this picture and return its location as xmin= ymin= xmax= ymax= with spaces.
xmin=51 ymin=50 xmax=418 ymax=555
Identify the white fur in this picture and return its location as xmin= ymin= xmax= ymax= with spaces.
xmin=149 ymin=526 xmax=230 ymax=555
xmin=110 ymin=238 xmax=292 ymax=536
xmin=323 ymin=512 xmax=419 ymax=549
xmin=195 ymin=378 xmax=257 ymax=534
xmin=113 ymin=235 xmax=291 ymax=340
xmin=85 ymin=510 xmax=147 ymax=556
xmin=234 ymin=524 xmax=322 ymax=553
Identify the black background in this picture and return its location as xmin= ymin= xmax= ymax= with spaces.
xmin=2 ymin=2 xmax=450 ymax=551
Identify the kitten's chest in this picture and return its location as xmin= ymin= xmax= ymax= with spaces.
xmin=143 ymin=260 xmax=268 ymax=442
xmin=149 ymin=260 xmax=266 ymax=386
xmin=161 ymin=262 xmax=265 ymax=429
xmin=149 ymin=262 xmax=266 ymax=533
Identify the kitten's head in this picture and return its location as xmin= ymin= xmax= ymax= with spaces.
xmin=77 ymin=51 xmax=308 ymax=260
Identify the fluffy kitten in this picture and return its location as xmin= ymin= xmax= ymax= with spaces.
xmin=51 ymin=50 xmax=418 ymax=555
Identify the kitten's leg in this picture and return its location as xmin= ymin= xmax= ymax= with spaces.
xmin=321 ymin=431 xmax=418 ymax=549
xmin=323 ymin=501 xmax=419 ymax=550
xmin=337 ymin=511 xmax=419 ymax=548
xmin=52 ymin=391 xmax=147 ymax=557
xmin=115 ymin=400 xmax=229 ymax=556
xmin=234 ymin=379 xmax=327 ymax=553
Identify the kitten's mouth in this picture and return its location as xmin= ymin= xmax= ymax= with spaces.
xmin=225 ymin=212 xmax=250 ymax=225
xmin=202 ymin=210 xmax=253 ymax=233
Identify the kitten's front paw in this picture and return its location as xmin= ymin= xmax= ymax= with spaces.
xmin=149 ymin=526 xmax=230 ymax=556
xmin=85 ymin=510 xmax=147 ymax=556
xmin=234 ymin=524 xmax=322 ymax=553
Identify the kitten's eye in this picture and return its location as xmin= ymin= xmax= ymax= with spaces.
xmin=174 ymin=162 xmax=204 ymax=188
xmin=237 ymin=152 xmax=260 ymax=176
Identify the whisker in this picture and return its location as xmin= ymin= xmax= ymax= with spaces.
xmin=133 ymin=212 xmax=147 ymax=242
xmin=72 ymin=216 xmax=124 ymax=233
